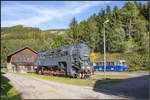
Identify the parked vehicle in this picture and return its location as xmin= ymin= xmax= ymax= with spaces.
xmin=34 ymin=43 xmax=93 ymax=78
xmin=92 ymin=60 xmax=128 ymax=72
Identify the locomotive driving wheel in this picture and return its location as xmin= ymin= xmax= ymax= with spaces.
xmin=72 ymin=67 xmax=78 ymax=78
xmin=37 ymin=66 xmax=43 ymax=75
xmin=59 ymin=62 xmax=67 ymax=77
xmin=38 ymin=69 xmax=43 ymax=75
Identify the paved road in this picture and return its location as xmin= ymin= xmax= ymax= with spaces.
xmin=94 ymin=75 xmax=149 ymax=99
xmin=3 ymin=73 xmax=127 ymax=99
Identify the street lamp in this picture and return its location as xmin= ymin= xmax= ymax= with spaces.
xmin=103 ymin=20 xmax=109 ymax=79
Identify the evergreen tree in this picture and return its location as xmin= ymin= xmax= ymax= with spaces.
xmin=78 ymin=20 xmax=87 ymax=43
xmin=67 ymin=17 xmax=79 ymax=44
xmin=84 ymin=17 xmax=99 ymax=51
xmin=106 ymin=5 xmax=111 ymax=19
xmin=121 ymin=2 xmax=139 ymax=39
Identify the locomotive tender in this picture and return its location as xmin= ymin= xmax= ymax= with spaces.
xmin=34 ymin=43 xmax=93 ymax=78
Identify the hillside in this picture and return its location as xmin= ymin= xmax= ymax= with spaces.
xmin=1 ymin=1 xmax=149 ymax=71
xmin=44 ymin=29 xmax=67 ymax=35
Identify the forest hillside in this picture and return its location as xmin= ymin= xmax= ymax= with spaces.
xmin=1 ymin=2 xmax=149 ymax=71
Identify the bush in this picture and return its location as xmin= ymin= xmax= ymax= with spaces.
xmin=122 ymin=52 xmax=149 ymax=71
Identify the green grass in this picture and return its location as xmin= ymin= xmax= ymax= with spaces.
xmin=94 ymin=79 xmax=123 ymax=88
xmin=129 ymin=70 xmax=149 ymax=72
xmin=14 ymin=73 xmax=130 ymax=88
xmin=91 ymin=74 xmax=131 ymax=79
xmin=1 ymin=68 xmax=8 ymax=73
xmin=1 ymin=75 xmax=21 ymax=99
xmin=15 ymin=73 xmax=95 ymax=87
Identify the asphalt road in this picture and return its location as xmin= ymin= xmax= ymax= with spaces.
xmin=94 ymin=74 xmax=149 ymax=99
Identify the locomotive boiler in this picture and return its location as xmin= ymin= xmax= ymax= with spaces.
xmin=34 ymin=43 xmax=93 ymax=78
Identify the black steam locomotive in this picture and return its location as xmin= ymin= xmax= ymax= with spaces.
xmin=34 ymin=43 xmax=93 ymax=78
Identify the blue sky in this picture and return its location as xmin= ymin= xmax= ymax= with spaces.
xmin=1 ymin=1 xmax=147 ymax=30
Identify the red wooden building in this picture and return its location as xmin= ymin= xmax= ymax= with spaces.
xmin=7 ymin=47 xmax=38 ymax=73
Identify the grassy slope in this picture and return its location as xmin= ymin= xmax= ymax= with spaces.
xmin=1 ymin=75 xmax=21 ymax=99
xmin=14 ymin=73 xmax=132 ymax=88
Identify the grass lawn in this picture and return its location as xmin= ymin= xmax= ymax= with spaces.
xmin=1 ymin=75 xmax=21 ymax=99
xmin=14 ymin=73 xmax=131 ymax=88
xmin=1 ymin=68 xmax=8 ymax=73
xmin=91 ymin=74 xmax=131 ymax=79
xmin=130 ymin=70 xmax=149 ymax=72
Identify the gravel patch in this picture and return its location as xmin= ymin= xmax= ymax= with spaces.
xmin=3 ymin=73 xmax=128 ymax=99
xmin=94 ymin=72 xmax=149 ymax=77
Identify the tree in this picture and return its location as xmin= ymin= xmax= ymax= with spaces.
xmin=98 ymin=8 xmax=106 ymax=17
xmin=139 ymin=3 xmax=148 ymax=20
xmin=51 ymin=35 xmax=65 ymax=49
xmin=84 ymin=17 xmax=99 ymax=51
xmin=109 ymin=27 xmax=126 ymax=52
xmin=78 ymin=20 xmax=87 ymax=43
xmin=112 ymin=6 xmax=121 ymax=25
xmin=95 ymin=9 xmax=106 ymax=52
xmin=121 ymin=2 xmax=139 ymax=39
xmin=1 ymin=41 xmax=9 ymax=68
xmin=67 ymin=17 xmax=79 ymax=44
xmin=106 ymin=5 xmax=111 ymax=19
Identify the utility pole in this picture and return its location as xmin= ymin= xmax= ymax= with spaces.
xmin=103 ymin=20 xmax=109 ymax=79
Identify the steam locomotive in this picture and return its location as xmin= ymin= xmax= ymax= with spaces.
xmin=34 ymin=43 xmax=93 ymax=78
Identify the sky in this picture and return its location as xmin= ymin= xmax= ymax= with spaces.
xmin=1 ymin=1 xmax=148 ymax=30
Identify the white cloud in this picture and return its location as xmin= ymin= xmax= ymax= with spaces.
xmin=1 ymin=1 xmax=110 ymax=28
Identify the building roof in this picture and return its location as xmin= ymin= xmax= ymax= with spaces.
xmin=7 ymin=46 xmax=38 ymax=58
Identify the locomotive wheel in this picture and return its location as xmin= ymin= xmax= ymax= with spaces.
xmin=72 ymin=73 xmax=76 ymax=78
xmin=81 ymin=72 xmax=85 ymax=79
xmin=72 ymin=67 xmax=78 ymax=78
xmin=71 ymin=70 xmax=76 ymax=78
xmin=59 ymin=62 xmax=67 ymax=76
xmin=38 ymin=69 xmax=43 ymax=75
